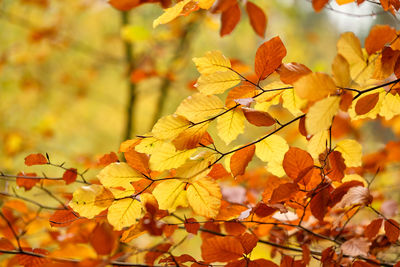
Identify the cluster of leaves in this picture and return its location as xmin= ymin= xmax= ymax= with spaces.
xmin=2 ymin=1 xmax=400 ymax=267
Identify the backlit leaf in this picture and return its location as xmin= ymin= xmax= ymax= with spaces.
xmin=152 ymin=179 xmax=188 ymax=212
xmin=175 ymin=93 xmax=224 ymax=123
xmin=336 ymin=139 xmax=362 ymax=167
xmin=230 ymin=145 xmax=255 ymax=177
xmin=246 ymin=2 xmax=267 ymax=38
xmin=152 ymin=115 xmax=191 ymax=140
xmin=187 ymin=177 xmax=221 ymax=218
xmin=242 ymin=107 xmax=276 ymax=127
xmin=97 ymin=162 xmax=143 ymax=190
xmin=294 ymin=72 xmax=337 ymax=102
xmin=365 ymin=25 xmax=396 ymax=55
xmin=217 ymin=107 xmax=245 ymax=145
xmin=24 ymin=153 xmax=47 ymax=166
xmin=384 ymin=219 xmax=400 ymax=243
xmin=278 ymin=62 xmax=312 ymax=84
xmin=355 ymin=93 xmax=379 ymax=116
xmin=283 ymin=147 xmax=314 ymax=180
xmin=196 ymin=71 xmax=241 ymax=95
xmin=255 ymin=36 xmax=287 ymax=80
xmin=364 ymin=218 xmax=383 ymax=239
xmin=149 ymin=142 xmax=195 ymax=171
xmin=306 ymin=96 xmax=340 ymax=135
xmin=107 ymin=198 xmax=142 ymax=230
xmin=201 ymin=236 xmax=244 ymax=262
xmin=220 ymin=3 xmax=241 ymax=36
xmin=153 ymin=0 xmax=191 ymax=28
xmin=193 ymin=50 xmax=231 ymax=75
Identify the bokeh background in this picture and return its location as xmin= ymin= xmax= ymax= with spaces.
xmin=0 ymin=0 xmax=398 ymax=173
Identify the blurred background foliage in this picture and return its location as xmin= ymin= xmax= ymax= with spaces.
xmin=0 ymin=0 xmax=398 ymax=174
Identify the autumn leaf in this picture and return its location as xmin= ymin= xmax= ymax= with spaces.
xmin=305 ymin=96 xmax=340 ymax=135
xmin=62 ymin=168 xmax=77 ymax=185
xmin=310 ymin=187 xmax=331 ymax=221
xmin=312 ymin=0 xmax=329 ymax=12
xmin=152 ymin=115 xmax=191 ymax=140
xmin=175 ymin=93 xmax=224 ymax=123
xmin=364 ymin=218 xmax=383 ymax=239
xmin=282 ymin=147 xmax=314 ymax=180
xmin=294 ymin=72 xmax=337 ymax=102
xmin=384 ymin=219 xmax=400 ymax=243
xmin=341 ymin=237 xmax=371 ymax=257
xmin=16 ymin=172 xmax=40 ymax=191
xmin=270 ymin=182 xmax=299 ymax=203
xmin=89 ymin=222 xmax=116 ymax=255
xmin=217 ymin=107 xmax=245 ymax=145
xmin=201 ymin=236 xmax=244 ymax=263
xmin=278 ymin=62 xmax=312 ymax=84
xmin=242 ymin=107 xmax=276 ymax=127
xmin=230 ymin=145 xmax=255 ymax=177
xmin=153 ymin=0 xmax=192 ymax=28
xmin=196 ymin=71 xmax=241 ymax=95
xmin=336 ymin=186 xmax=372 ymax=209
xmin=97 ymin=162 xmax=143 ymax=190
xmin=149 ymin=142 xmax=195 ymax=171
xmin=108 ymin=197 xmax=142 ymax=230
xmin=192 ymin=50 xmax=231 ymax=75
xmin=187 ymin=177 xmax=221 ymax=218
xmin=24 ymin=153 xmax=47 ymax=166
xmin=246 ymin=2 xmax=267 ymax=38
xmin=220 ymin=3 xmax=241 ymax=37
xmin=125 ymin=149 xmax=151 ymax=176
xmin=255 ymin=36 xmax=287 ymax=80
xmin=365 ymin=25 xmax=396 ymax=55
xmin=152 ymin=179 xmax=188 ymax=212
xmin=355 ymin=93 xmax=380 ymax=116
xmin=335 ymin=139 xmax=362 ymax=167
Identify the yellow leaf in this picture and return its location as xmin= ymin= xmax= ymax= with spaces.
xmin=149 ymin=142 xmax=196 ymax=171
xmin=266 ymin=159 xmax=286 ymax=177
xmin=153 ymin=0 xmax=191 ymax=28
xmin=332 ymin=54 xmax=351 ymax=87
xmin=294 ymin=73 xmax=337 ymax=101
xmin=107 ymin=198 xmax=142 ymax=230
xmin=187 ymin=177 xmax=221 ymax=218
xmin=217 ymin=108 xmax=245 ymax=145
xmin=255 ymin=134 xmax=288 ymax=162
xmin=196 ymin=71 xmax=241 ymax=95
xmin=281 ymin=89 xmax=307 ymax=116
xmin=175 ymin=151 xmax=217 ymax=180
xmin=379 ymin=93 xmax=400 ymax=120
xmin=152 ymin=115 xmax=191 ymax=140
xmin=198 ymin=0 xmax=215 ymax=9
xmin=336 ymin=0 xmax=354 ymax=4
xmin=307 ymin=130 xmax=329 ymax=159
xmin=349 ymin=89 xmax=385 ymax=120
xmin=97 ymin=162 xmax=143 ymax=190
xmin=152 ymin=179 xmax=188 ymax=212
xmin=336 ymin=139 xmax=362 ymax=167
xmin=305 ymin=96 xmax=340 ymax=135
xmin=135 ymin=137 xmax=163 ymax=154
xmin=69 ymin=185 xmax=110 ymax=219
xmin=341 ymin=174 xmax=368 ymax=187
xmin=192 ymin=50 xmax=231 ymax=74
xmin=175 ymin=93 xmax=224 ymax=123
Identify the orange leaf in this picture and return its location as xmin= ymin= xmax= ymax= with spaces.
xmin=125 ymin=149 xmax=150 ymax=176
xmin=226 ymin=84 xmax=257 ymax=108
xmin=246 ymin=2 xmax=267 ymax=38
xmin=355 ymin=93 xmax=379 ymax=115
xmin=24 ymin=153 xmax=47 ymax=166
xmin=230 ymin=145 xmax=255 ymax=177
xmin=340 ymin=92 xmax=353 ymax=112
xmin=184 ymin=218 xmax=200 ymax=235
xmin=17 ymin=248 xmax=50 ymax=267
xmin=237 ymin=233 xmax=258 ymax=254
xmin=327 ymin=151 xmax=346 ymax=182
xmin=310 ymin=187 xmax=330 ymax=221
xmin=208 ymin=164 xmax=230 ymax=180
xmin=0 ymin=237 xmax=15 ymax=252
xmin=270 ymin=182 xmax=299 ymax=203
xmin=201 ymin=236 xmax=244 ymax=262
xmin=145 ymin=243 xmax=172 ymax=265
xmin=16 ymin=172 xmax=40 ymax=191
xmin=255 ymin=36 xmax=287 ymax=80
xmin=49 ymin=208 xmax=80 ymax=227
xmin=90 ymin=222 xmax=116 ymax=255
xmin=97 ymin=152 xmax=119 ymax=167
xmin=302 ymin=244 xmax=311 ymax=265
xmin=242 ymin=108 xmax=276 ymax=127
xmin=224 ymin=220 xmax=246 ymax=236
xmin=312 ymin=0 xmax=329 ymax=12
xmin=384 ymin=219 xmax=400 ymax=243
xmin=277 ymin=62 xmax=312 ymax=84
xmin=220 ymin=3 xmax=241 ymax=37
xmin=364 ymin=218 xmax=383 ymax=240
xmin=163 ymin=224 xmax=178 ymax=238
xmin=249 ymin=259 xmax=278 ymax=267
xmin=62 ymin=168 xmax=77 ymax=185
xmin=254 ymin=202 xmax=276 ymax=218
xmin=365 ymin=25 xmax=396 ymax=55
xmin=282 ymin=147 xmax=314 ymax=180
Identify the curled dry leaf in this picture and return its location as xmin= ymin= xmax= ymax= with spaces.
xmin=336 ymin=186 xmax=372 ymax=209
xmin=341 ymin=237 xmax=371 ymax=257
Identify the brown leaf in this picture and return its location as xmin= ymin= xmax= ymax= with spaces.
xmin=384 ymin=219 xmax=400 ymax=243
xmin=62 ymin=168 xmax=77 ymax=185
xmin=310 ymin=187 xmax=331 ymax=221
xmin=145 ymin=243 xmax=172 ymax=265
xmin=249 ymin=259 xmax=278 ymax=267
xmin=364 ymin=218 xmax=383 ymax=240
xmin=336 ymin=186 xmax=372 ymax=209
xmin=277 ymin=62 xmax=312 ymax=84
xmin=254 ymin=202 xmax=276 ymax=218
xmin=159 ymin=254 xmax=196 ymax=265
xmin=90 ymin=222 xmax=116 ymax=255
xmin=246 ymin=1 xmax=267 ymax=38
xmin=255 ymin=36 xmax=287 ymax=80
xmin=365 ymin=25 xmax=397 ymax=55
xmin=237 ymin=233 xmax=258 ymax=254
xmin=330 ymin=180 xmax=364 ymax=207
xmin=184 ymin=218 xmax=200 ymax=235
xmin=341 ymin=237 xmax=370 ymax=257
xmin=24 ymin=153 xmax=47 ymax=166
xmin=224 ymin=220 xmax=246 ymax=236
xmin=283 ymin=147 xmax=314 ymax=180
xmin=201 ymin=236 xmax=244 ymax=262
xmin=270 ymin=182 xmax=299 ymax=203
xmin=302 ymin=244 xmax=311 ymax=265
xmin=355 ymin=93 xmax=379 ymax=116
xmin=327 ymin=151 xmax=346 ymax=182
xmin=230 ymin=145 xmax=255 ymax=177
xmin=220 ymin=3 xmax=241 ymax=37
xmin=242 ymin=108 xmax=276 ymax=127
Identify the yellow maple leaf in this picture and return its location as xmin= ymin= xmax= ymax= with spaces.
xmin=217 ymin=108 xmax=245 ymax=145
xmin=187 ymin=177 xmax=221 ymax=218
xmin=336 ymin=139 xmax=362 ymax=167
xmin=196 ymin=71 xmax=241 ymax=95
xmin=306 ymin=96 xmax=340 ymax=135
xmin=175 ymin=93 xmax=224 ymax=123
xmin=97 ymin=162 xmax=143 ymax=190
xmin=107 ymin=198 xmax=142 ymax=230
xmin=152 ymin=179 xmax=188 ymax=212
xmin=69 ymin=184 xmax=111 ymax=219
xmin=152 ymin=115 xmax=191 ymax=140
xmin=149 ymin=142 xmax=196 ymax=171
xmin=192 ymin=50 xmax=231 ymax=75
xmin=153 ymin=0 xmax=191 ymax=28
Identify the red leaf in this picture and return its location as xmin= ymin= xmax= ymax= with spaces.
xmin=230 ymin=145 xmax=255 ymax=177
xmin=249 ymin=259 xmax=278 ymax=267
xmin=0 ymin=237 xmax=15 ymax=252
xmin=97 ymin=152 xmax=119 ymax=167
xmin=237 ymin=233 xmax=258 ymax=254
xmin=364 ymin=218 xmax=383 ymax=240
xmin=208 ymin=164 xmax=230 ymax=180
xmin=327 ymin=151 xmax=346 ymax=182
xmin=145 ymin=243 xmax=172 ymax=265
xmin=246 ymin=1 xmax=267 ymax=38
xmin=355 ymin=93 xmax=379 ymax=116
xmin=255 ymin=36 xmax=287 ymax=80
xmin=254 ymin=202 xmax=276 ymax=218
xmin=384 ymin=219 xmax=400 ymax=243
xmin=49 ymin=208 xmax=80 ymax=227
xmin=242 ymin=108 xmax=276 ymax=127
xmin=17 ymin=248 xmax=50 ymax=267
xmin=302 ymin=244 xmax=311 ymax=265
xmin=365 ymin=25 xmax=396 ymax=55
xmin=62 ymin=168 xmax=77 ymax=185
xmin=312 ymin=0 xmax=329 ymax=12
xmin=24 ymin=153 xmax=47 ymax=166
xmin=16 ymin=172 xmax=40 ymax=191
xmin=220 ymin=3 xmax=241 ymax=37
xmin=184 ymin=218 xmax=200 ymax=235
xmin=224 ymin=220 xmax=246 ymax=236
xmin=310 ymin=187 xmax=330 ymax=221
xmin=270 ymin=182 xmax=299 ymax=203
xmin=89 ymin=222 xmax=116 ymax=255
xmin=277 ymin=62 xmax=312 ymax=84
xmin=201 ymin=236 xmax=244 ymax=262
xmin=283 ymin=147 xmax=314 ymax=180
